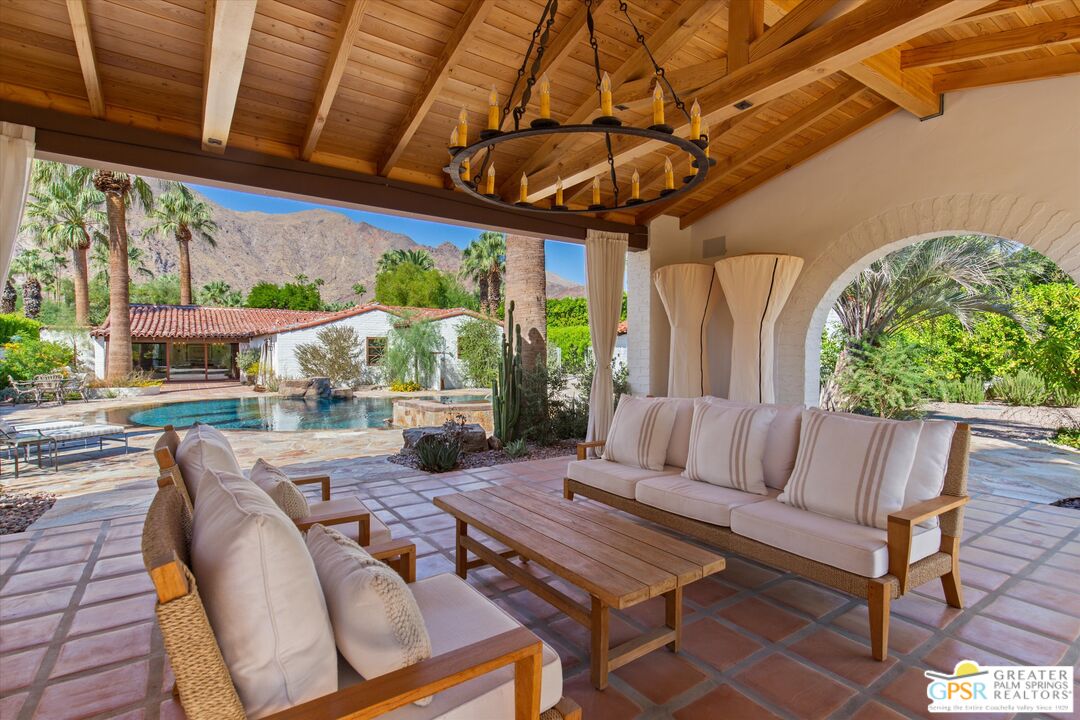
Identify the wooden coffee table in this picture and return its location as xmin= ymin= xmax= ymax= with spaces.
xmin=434 ymin=484 xmax=725 ymax=689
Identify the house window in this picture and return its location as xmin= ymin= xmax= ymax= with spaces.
xmin=366 ymin=337 xmax=386 ymax=366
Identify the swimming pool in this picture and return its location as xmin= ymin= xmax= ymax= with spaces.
xmin=104 ymin=394 xmax=490 ymax=431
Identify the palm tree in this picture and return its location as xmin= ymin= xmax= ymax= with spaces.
xmin=504 ymin=234 xmax=547 ymax=371
xmin=91 ymin=238 xmax=153 ymax=285
xmin=92 ymin=170 xmax=154 ymax=380
xmin=10 ymin=249 xmax=50 ymax=319
xmin=460 ymin=231 xmax=506 ymax=316
xmin=22 ymin=162 xmax=105 ymax=326
xmin=377 ymin=248 xmax=434 ymax=274
xmin=352 ymin=282 xmax=367 ymax=299
xmin=198 ymin=280 xmax=242 ymax=307
xmin=2 ymin=280 xmax=16 ymax=313
xmin=143 ymin=183 xmax=218 ymax=304
xmin=822 ymin=234 xmax=1015 ymax=408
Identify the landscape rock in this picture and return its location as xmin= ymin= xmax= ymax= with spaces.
xmin=279 ymin=379 xmax=311 ymax=399
xmin=303 ymin=377 xmax=332 ymax=399
xmin=332 ymin=387 xmax=354 ymax=399
xmin=403 ymin=424 xmax=488 ymax=453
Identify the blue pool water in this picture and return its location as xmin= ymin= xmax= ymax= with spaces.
xmin=108 ymin=395 xmax=489 ymax=431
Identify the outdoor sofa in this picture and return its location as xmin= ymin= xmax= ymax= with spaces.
xmin=564 ymin=396 xmax=970 ymax=661
xmin=145 ymin=423 xmax=580 ymax=719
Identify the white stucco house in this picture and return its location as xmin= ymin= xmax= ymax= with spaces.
xmin=90 ymin=303 xmax=499 ymax=390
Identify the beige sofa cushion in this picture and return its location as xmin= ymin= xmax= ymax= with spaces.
xmin=703 ymin=398 xmax=803 ymax=490
xmin=337 ymin=572 xmax=562 ymax=719
xmin=662 ymin=397 xmax=696 ymax=468
xmin=730 ymin=499 xmax=942 ymax=578
xmin=192 ymin=468 xmax=337 ymax=718
xmin=602 ymin=396 xmax=677 ymax=471
xmin=635 ymin=475 xmax=777 ymax=527
xmin=313 ymin=497 xmax=393 ymax=546
xmin=250 ymin=458 xmax=311 ymax=520
xmin=175 ymin=423 xmax=242 ymax=501
xmin=779 ymin=410 xmax=922 ymax=529
xmin=683 ymin=399 xmax=776 ymax=495
xmin=306 ymin=525 xmax=432 ymax=705
xmin=566 ymin=459 xmax=681 ymax=499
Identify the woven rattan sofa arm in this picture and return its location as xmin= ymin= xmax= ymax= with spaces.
xmin=887 ymin=494 xmax=969 ymax=594
xmin=290 ymin=473 xmax=332 ymax=502
xmin=262 ymin=627 xmax=543 ymax=720
xmin=576 ymin=440 xmax=605 ymax=460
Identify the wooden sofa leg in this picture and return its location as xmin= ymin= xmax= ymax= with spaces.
xmin=513 ymin=647 xmax=542 ymax=720
xmin=563 ymin=479 xmax=574 ymax=501
xmin=940 ymin=535 xmax=964 ymax=609
xmin=868 ymin=582 xmax=890 ymax=661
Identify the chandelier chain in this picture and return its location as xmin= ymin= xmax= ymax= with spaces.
xmin=504 ymin=0 xmax=559 ymax=131
xmin=618 ymin=1 xmax=693 ymax=123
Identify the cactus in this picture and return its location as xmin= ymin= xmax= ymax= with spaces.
xmin=492 ymin=300 xmax=524 ymax=443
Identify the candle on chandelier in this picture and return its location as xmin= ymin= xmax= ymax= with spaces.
xmin=690 ymin=99 xmax=701 ymax=140
xmin=664 ymin=158 xmax=674 ymax=189
xmin=591 ymin=176 xmax=601 ymax=205
xmin=555 ymin=177 xmax=564 ymax=206
xmin=600 ymin=72 xmax=613 ymax=117
xmin=539 ymin=73 xmax=551 ymax=119
xmin=486 ymin=163 xmax=496 ymax=195
xmin=488 ymin=86 xmax=500 ymax=130
xmin=631 ymin=169 xmax=640 ymax=199
xmin=519 ymin=175 xmax=529 ymax=203
xmin=652 ymin=82 xmax=664 ymax=126
xmin=458 ymin=107 xmax=468 ymax=144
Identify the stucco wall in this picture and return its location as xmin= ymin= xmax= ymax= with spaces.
xmin=658 ymin=76 xmax=1080 ymax=404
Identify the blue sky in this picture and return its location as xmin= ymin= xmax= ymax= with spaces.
xmin=192 ymin=185 xmax=587 ymax=285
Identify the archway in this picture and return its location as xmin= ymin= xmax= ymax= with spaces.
xmin=776 ymin=193 xmax=1080 ymax=406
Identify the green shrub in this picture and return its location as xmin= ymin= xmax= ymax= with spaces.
xmin=456 ymin=319 xmax=500 ymax=388
xmin=414 ymin=435 xmax=461 ymax=472
xmin=387 ymin=320 xmax=443 ymax=388
xmin=835 ymin=341 xmax=926 ymax=419
xmin=1048 ymin=386 xmax=1080 ymax=408
xmin=546 ymin=295 xmax=626 ymax=328
xmin=0 ymin=314 xmax=41 ymax=344
xmin=548 ymin=325 xmax=592 ymax=370
xmin=1052 ymin=426 xmax=1080 ymax=450
xmin=390 ymin=381 xmax=422 ymax=392
xmin=504 ymin=438 xmax=529 ymax=458
xmin=89 ymin=370 xmax=164 ymax=388
xmin=991 ymin=370 xmax=1049 ymax=406
xmin=0 ymin=340 xmax=73 ymax=384
xmin=294 ymin=326 xmax=366 ymax=387
xmin=934 ymin=376 xmax=986 ymax=404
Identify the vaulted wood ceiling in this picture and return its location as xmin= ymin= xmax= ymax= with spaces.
xmin=1 ymin=0 xmax=1078 ymax=229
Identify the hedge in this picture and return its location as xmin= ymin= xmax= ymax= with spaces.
xmin=0 ymin=313 xmax=41 ymax=344
xmin=548 ymin=325 xmax=592 ymax=368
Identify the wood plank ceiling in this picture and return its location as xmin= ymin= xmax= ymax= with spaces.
xmin=1 ymin=0 xmax=1078 ymax=229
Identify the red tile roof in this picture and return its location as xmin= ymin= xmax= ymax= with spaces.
xmin=91 ymin=303 xmax=495 ymax=340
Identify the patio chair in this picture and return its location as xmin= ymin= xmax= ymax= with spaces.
xmin=32 ymin=373 xmax=66 ymax=406
xmin=61 ymin=372 xmax=93 ymax=403
xmin=0 ymin=421 xmax=57 ymax=477
xmin=7 ymin=376 xmax=37 ymax=404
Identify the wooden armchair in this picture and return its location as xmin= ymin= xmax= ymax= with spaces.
xmin=8 ymin=375 xmax=36 ymax=404
xmin=32 ymin=372 xmax=66 ymax=406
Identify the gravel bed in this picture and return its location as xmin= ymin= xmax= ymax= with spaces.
xmin=388 ymin=440 xmax=578 ymax=472
xmin=0 ymin=487 xmax=57 ymax=534
xmin=925 ymin=402 xmax=1079 ymax=442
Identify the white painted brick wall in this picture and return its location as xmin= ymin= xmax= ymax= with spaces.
xmin=625 ymin=249 xmax=651 ymax=395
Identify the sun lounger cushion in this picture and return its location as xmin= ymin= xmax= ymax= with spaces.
xmin=566 ymin=458 xmax=682 ymax=499
xmin=337 ymin=572 xmax=561 ymax=719
xmin=601 ymin=396 xmax=677 ymax=471
xmin=636 ymin=476 xmax=777 ymax=527
xmin=306 ymin=525 xmax=432 ymax=705
xmin=38 ymin=423 xmax=125 ymax=441
xmin=779 ymin=410 xmax=922 ymax=529
xmin=176 ymin=424 xmax=243 ymax=501
xmin=191 ymin=467 xmax=336 ymax=718
xmin=683 ymin=399 xmax=776 ymax=495
xmin=730 ymin=499 xmax=942 ymax=578
xmin=250 ymin=458 xmax=311 ymax=520
xmin=8 ymin=420 xmax=83 ymax=433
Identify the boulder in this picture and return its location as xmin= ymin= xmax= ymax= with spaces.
xmin=303 ymin=377 xmax=333 ymax=399
xmin=403 ymin=424 xmax=488 ymax=454
xmin=279 ymin=379 xmax=311 ymax=399
xmin=332 ymin=387 xmax=354 ymax=399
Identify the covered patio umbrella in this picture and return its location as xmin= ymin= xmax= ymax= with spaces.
xmin=714 ymin=254 xmax=803 ymax=403
xmin=653 ymin=263 xmax=719 ymax=397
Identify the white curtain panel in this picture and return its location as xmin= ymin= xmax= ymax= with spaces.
xmin=585 ymin=229 xmax=628 ymax=451
xmin=714 ymin=254 xmax=803 ymax=403
xmin=0 ymin=123 xmax=36 ymax=285
xmin=653 ymin=263 xmax=719 ymax=398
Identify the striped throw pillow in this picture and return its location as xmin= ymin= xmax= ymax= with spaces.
xmin=602 ymin=396 xmax=677 ymax=471
xmin=682 ymin=399 xmax=777 ymax=495
xmin=779 ymin=410 xmax=922 ymax=529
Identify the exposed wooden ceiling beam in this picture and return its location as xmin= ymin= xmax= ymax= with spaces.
xmin=505 ymin=0 xmax=724 ymax=198
xmin=379 ymin=0 xmax=494 ymax=176
xmin=902 ymin=16 xmax=1080 ymax=68
xmin=202 ymin=0 xmax=257 ymax=153
xmin=946 ymin=0 xmax=1063 ymax=28
xmin=301 ymin=0 xmax=369 ymax=162
xmin=64 ymin=0 xmax=105 ymax=118
xmin=932 ymin=52 xmax=1080 ymax=91
xmin=612 ymin=59 xmax=727 ymax=107
xmin=751 ymin=0 xmax=841 ymax=60
xmin=845 ymin=48 xmax=939 ymax=117
xmin=640 ymin=79 xmax=866 ymax=222
xmin=676 ymin=101 xmax=898 ymax=228
xmin=527 ymin=0 xmax=992 ymax=200
xmin=728 ymin=0 xmax=766 ymax=71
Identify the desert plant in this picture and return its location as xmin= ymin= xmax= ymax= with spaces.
xmin=456 ymin=318 xmax=500 ymax=387
xmin=504 ymin=438 xmax=529 ymax=458
xmin=935 ymin=376 xmax=986 ymax=404
xmin=992 ymin=370 xmax=1049 ymax=406
xmin=493 ymin=301 xmax=524 ymax=443
xmin=1053 ymin=426 xmax=1080 ymax=450
xmin=386 ymin=319 xmax=443 ymax=388
xmin=88 ymin=369 xmax=164 ymax=388
xmin=834 ymin=341 xmax=926 ymax=419
xmin=390 ymin=381 xmax=422 ymax=392
xmin=1048 ymin=386 xmax=1080 ymax=408
xmin=460 ymin=231 xmax=505 ymax=315
xmin=2 ymin=280 xmax=16 ymax=314
xmin=414 ymin=434 xmax=461 ymax=472
xmin=294 ymin=326 xmax=366 ymax=387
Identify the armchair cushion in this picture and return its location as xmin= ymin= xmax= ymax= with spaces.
xmin=636 ymin=475 xmax=776 ymax=527
xmin=566 ymin=458 xmax=681 ymax=499
xmin=192 ymin=467 xmax=336 ymax=717
xmin=731 ymin=499 xmax=941 ymax=578
xmin=176 ymin=423 xmax=242 ymax=501
xmin=306 ymin=525 xmax=432 ymax=705
xmin=251 ymin=458 xmax=311 ymax=520
xmin=601 ymin=396 xmax=677 ymax=471
xmin=683 ymin=399 xmax=776 ymax=495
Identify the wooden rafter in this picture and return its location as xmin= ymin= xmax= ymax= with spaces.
xmin=902 ymin=16 xmax=1080 ymax=68
xmin=846 ymin=48 xmax=939 ymax=117
xmin=527 ymin=0 xmax=992 ymax=200
xmin=379 ymin=0 xmax=494 ymax=176
xmin=64 ymin=0 xmax=105 ymax=118
xmin=728 ymin=0 xmax=766 ymax=71
xmin=301 ymin=0 xmax=369 ymax=162
xmin=947 ymin=0 xmax=1064 ymax=27
xmin=640 ymin=79 xmax=866 ymax=222
xmin=676 ymin=101 xmax=898 ymax=228
xmin=612 ymin=59 xmax=727 ymax=108
xmin=933 ymin=52 xmax=1080 ymax=91
xmin=202 ymin=0 xmax=257 ymax=153
xmin=505 ymin=0 xmax=724 ymax=198
xmin=751 ymin=0 xmax=841 ymax=59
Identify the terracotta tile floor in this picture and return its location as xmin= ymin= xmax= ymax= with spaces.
xmin=1 ymin=455 xmax=1079 ymax=720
